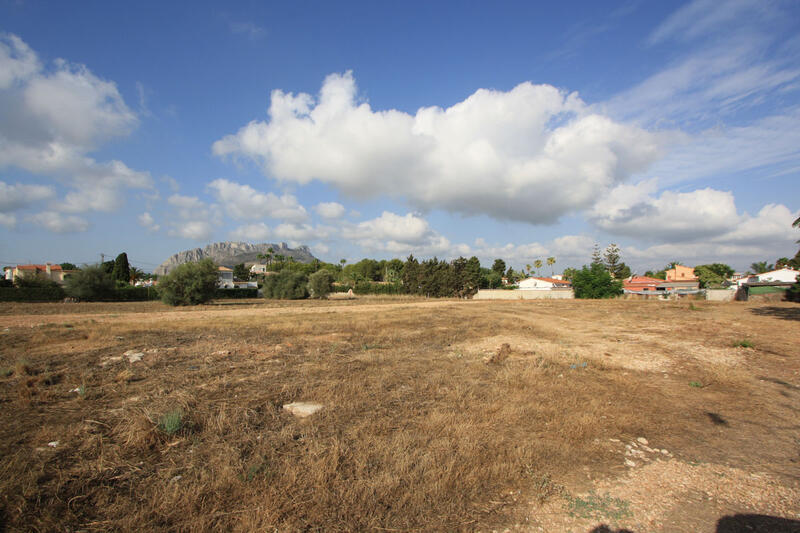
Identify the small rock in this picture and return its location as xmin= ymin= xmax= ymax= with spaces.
xmin=609 ymin=438 xmax=621 ymax=443
xmin=283 ymin=402 xmax=324 ymax=418
xmin=625 ymin=459 xmax=636 ymax=467
xmin=661 ymin=449 xmax=670 ymax=455
xmin=115 ymin=336 xmax=125 ymax=341
xmin=637 ymin=437 xmax=649 ymax=445
xmin=213 ymin=350 xmax=231 ymax=356
xmin=47 ymin=441 xmax=59 ymax=448
xmin=123 ymin=350 xmax=144 ymax=363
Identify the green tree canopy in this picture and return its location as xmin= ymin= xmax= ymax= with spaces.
xmin=263 ymin=270 xmax=309 ymax=299
xmin=111 ymin=253 xmax=130 ymax=284
xmin=64 ymin=264 xmax=116 ymax=300
xmin=159 ymin=259 xmax=219 ymax=306
xmin=491 ymin=259 xmax=506 ymax=275
xmin=572 ymin=263 xmax=623 ymax=299
xmin=59 ymin=262 xmax=77 ymax=271
xmin=233 ymin=263 xmax=250 ymax=281
xmin=307 ymin=270 xmax=334 ymax=299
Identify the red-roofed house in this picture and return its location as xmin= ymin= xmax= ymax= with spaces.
xmin=665 ymin=264 xmax=697 ymax=282
xmin=623 ymin=276 xmax=664 ymax=293
xmin=4 ymin=263 xmax=69 ymax=285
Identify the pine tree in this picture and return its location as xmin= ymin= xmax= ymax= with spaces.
xmin=591 ymin=244 xmax=603 ymax=266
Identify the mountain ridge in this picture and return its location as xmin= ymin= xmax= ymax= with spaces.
xmin=154 ymin=242 xmax=316 ymax=275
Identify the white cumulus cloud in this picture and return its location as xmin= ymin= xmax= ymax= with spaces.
xmin=28 ymin=211 xmax=89 ymax=233
xmin=314 ymin=201 xmax=346 ymax=220
xmin=0 ymin=34 xmax=151 ymax=224
xmin=213 ymin=71 xmax=660 ymax=224
xmin=138 ymin=211 xmax=160 ymax=232
xmin=207 ymin=178 xmax=308 ymax=223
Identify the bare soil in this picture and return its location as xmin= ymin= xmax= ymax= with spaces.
xmin=0 ymin=297 xmax=798 ymax=532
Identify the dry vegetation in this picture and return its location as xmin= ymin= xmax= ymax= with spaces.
xmin=0 ymin=297 xmax=798 ymax=532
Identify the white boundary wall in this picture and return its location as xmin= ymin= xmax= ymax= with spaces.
xmin=473 ymin=289 xmax=574 ymax=300
xmin=705 ymin=289 xmax=736 ymax=302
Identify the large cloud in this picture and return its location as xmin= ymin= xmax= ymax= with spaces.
xmin=207 ymin=179 xmax=308 ymax=223
xmin=213 ymin=71 xmax=660 ymax=224
xmin=589 ymin=180 xmax=740 ymax=241
xmin=0 ymin=34 xmax=151 ymax=221
xmin=592 ymin=181 xmax=798 ymax=267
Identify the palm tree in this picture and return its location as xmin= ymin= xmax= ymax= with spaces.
xmin=129 ymin=266 xmax=143 ymax=285
xmin=525 ymin=264 xmax=532 ymax=277
xmin=546 ymin=257 xmax=556 ymax=276
xmin=750 ymin=261 xmax=773 ymax=274
xmin=534 ymin=259 xmax=543 ymax=276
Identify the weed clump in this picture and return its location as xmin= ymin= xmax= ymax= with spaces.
xmin=733 ymin=339 xmax=754 ymax=348
xmin=158 ymin=409 xmax=184 ymax=435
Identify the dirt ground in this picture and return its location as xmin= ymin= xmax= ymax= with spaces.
xmin=0 ymin=297 xmax=798 ymax=532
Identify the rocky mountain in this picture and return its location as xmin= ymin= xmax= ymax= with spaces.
xmin=155 ymin=242 xmax=316 ymax=276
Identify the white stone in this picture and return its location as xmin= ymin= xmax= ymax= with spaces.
xmin=625 ymin=459 xmax=636 ymax=467
xmin=123 ymin=350 xmax=144 ymax=363
xmin=637 ymin=437 xmax=649 ymax=445
xmin=283 ymin=402 xmax=324 ymax=418
xmin=47 ymin=441 xmax=59 ymax=448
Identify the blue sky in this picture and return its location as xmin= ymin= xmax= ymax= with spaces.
xmin=0 ymin=0 xmax=798 ymax=273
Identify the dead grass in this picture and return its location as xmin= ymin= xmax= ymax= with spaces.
xmin=0 ymin=298 xmax=798 ymax=531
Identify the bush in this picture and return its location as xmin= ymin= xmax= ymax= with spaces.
xmin=784 ymin=274 xmax=800 ymax=302
xmin=14 ymin=272 xmax=61 ymax=289
xmin=113 ymin=286 xmax=160 ymax=301
xmin=354 ymin=281 xmax=403 ymax=295
xmin=214 ymin=288 xmax=258 ymax=299
xmin=65 ymin=265 xmax=116 ymax=301
xmin=159 ymin=259 xmax=219 ymax=306
xmin=572 ymin=263 xmax=623 ymax=299
xmin=0 ymin=286 xmax=65 ymax=302
xmin=308 ymin=270 xmax=334 ymax=299
xmin=262 ymin=270 xmax=309 ymax=299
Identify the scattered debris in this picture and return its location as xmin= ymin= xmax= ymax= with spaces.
xmin=213 ymin=350 xmax=231 ymax=356
xmin=115 ymin=369 xmax=135 ymax=383
xmin=283 ymin=402 xmax=324 ymax=418
xmin=170 ymin=475 xmax=182 ymax=482
xmin=99 ymin=355 xmax=123 ymax=368
xmin=484 ymin=343 xmax=511 ymax=364
xmin=47 ymin=441 xmax=59 ymax=448
xmin=123 ymin=350 xmax=144 ymax=363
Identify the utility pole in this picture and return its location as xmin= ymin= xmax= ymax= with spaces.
xmin=100 ymin=253 xmax=105 ymax=264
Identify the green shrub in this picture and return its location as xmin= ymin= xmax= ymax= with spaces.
xmin=262 ymin=270 xmax=309 ymax=299
xmin=159 ymin=259 xmax=219 ymax=306
xmin=65 ymin=265 xmax=116 ymax=301
xmin=157 ymin=409 xmax=184 ymax=435
xmin=214 ymin=288 xmax=258 ymax=299
xmin=13 ymin=271 xmax=61 ymax=289
xmin=113 ymin=286 xmax=160 ymax=301
xmin=354 ymin=281 xmax=403 ymax=295
xmin=572 ymin=263 xmax=623 ymax=299
xmin=308 ymin=270 xmax=334 ymax=299
xmin=0 ymin=286 xmax=65 ymax=301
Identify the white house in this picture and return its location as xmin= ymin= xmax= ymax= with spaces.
xmin=751 ymin=268 xmax=800 ymax=283
xmin=518 ymin=277 xmax=572 ymax=290
xmin=249 ymin=264 xmax=268 ymax=275
xmin=217 ymin=266 xmax=234 ymax=288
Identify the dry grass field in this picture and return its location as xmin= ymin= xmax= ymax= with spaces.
xmin=0 ymin=297 xmax=798 ymax=532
